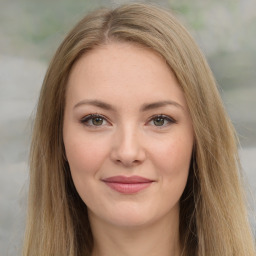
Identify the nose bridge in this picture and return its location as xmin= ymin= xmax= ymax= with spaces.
xmin=111 ymin=122 xmax=145 ymax=166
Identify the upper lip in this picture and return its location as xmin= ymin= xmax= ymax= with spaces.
xmin=102 ymin=175 xmax=153 ymax=184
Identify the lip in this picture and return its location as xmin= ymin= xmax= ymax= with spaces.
xmin=102 ymin=175 xmax=154 ymax=194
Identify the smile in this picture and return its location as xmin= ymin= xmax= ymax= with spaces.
xmin=102 ymin=175 xmax=154 ymax=194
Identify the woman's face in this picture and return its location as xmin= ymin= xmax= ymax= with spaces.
xmin=63 ymin=42 xmax=194 ymax=228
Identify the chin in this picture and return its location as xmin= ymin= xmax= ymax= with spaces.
xmin=108 ymin=216 xmax=154 ymax=230
xmin=89 ymin=201 xmax=179 ymax=230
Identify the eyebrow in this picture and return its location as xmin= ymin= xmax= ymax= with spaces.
xmin=74 ymin=100 xmax=114 ymax=111
xmin=140 ymin=100 xmax=184 ymax=111
xmin=73 ymin=99 xmax=184 ymax=111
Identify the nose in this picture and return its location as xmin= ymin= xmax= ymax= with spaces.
xmin=110 ymin=126 xmax=146 ymax=167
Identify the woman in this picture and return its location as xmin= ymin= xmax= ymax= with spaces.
xmin=23 ymin=3 xmax=255 ymax=256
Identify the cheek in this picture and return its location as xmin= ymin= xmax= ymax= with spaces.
xmin=65 ymin=138 xmax=107 ymax=175
xmin=64 ymin=135 xmax=109 ymax=206
xmin=64 ymin=132 xmax=109 ymax=191
xmin=153 ymin=135 xmax=192 ymax=171
xmin=150 ymin=133 xmax=193 ymax=192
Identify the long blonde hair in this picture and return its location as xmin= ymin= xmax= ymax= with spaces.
xmin=23 ymin=3 xmax=255 ymax=256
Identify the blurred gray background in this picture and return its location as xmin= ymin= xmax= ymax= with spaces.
xmin=0 ymin=0 xmax=255 ymax=255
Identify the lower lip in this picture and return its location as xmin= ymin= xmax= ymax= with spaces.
xmin=104 ymin=182 xmax=152 ymax=194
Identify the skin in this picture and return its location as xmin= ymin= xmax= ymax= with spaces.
xmin=63 ymin=42 xmax=194 ymax=256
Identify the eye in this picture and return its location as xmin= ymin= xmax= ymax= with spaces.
xmin=148 ymin=115 xmax=176 ymax=127
xmin=80 ymin=114 xmax=109 ymax=127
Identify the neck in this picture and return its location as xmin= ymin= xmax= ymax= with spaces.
xmin=90 ymin=211 xmax=181 ymax=256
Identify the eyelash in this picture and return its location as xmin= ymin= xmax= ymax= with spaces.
xmin=80 ymin=114 xmax=109 ymax=127
xmin=148 ymin=114 xmax=177 ymax=127
xmin=80 ymin=114 xmax=177 ymax=128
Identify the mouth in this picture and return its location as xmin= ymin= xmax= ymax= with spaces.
xmin=102 ymin=175 xmax=154 ymax=194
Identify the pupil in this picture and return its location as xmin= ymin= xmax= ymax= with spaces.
xmin=92 ymin=117 xmax=103 ymax=126
xmin=154 ymin=117 xmax=164 ymax=126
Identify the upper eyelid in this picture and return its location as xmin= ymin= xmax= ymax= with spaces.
xmin=81 ymin=113 xmax=108 ymax=120
xmin=147 ymin=114 xmax=177 ymax=123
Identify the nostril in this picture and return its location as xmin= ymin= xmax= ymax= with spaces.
xmin=110 ymin=131 xmax=146 ymax=166
xmin=114 ymin=158 xmax=143 ymax=168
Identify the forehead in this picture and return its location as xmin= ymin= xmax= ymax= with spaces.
xmin=66 ymin=42 xmax=187 ymax=110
